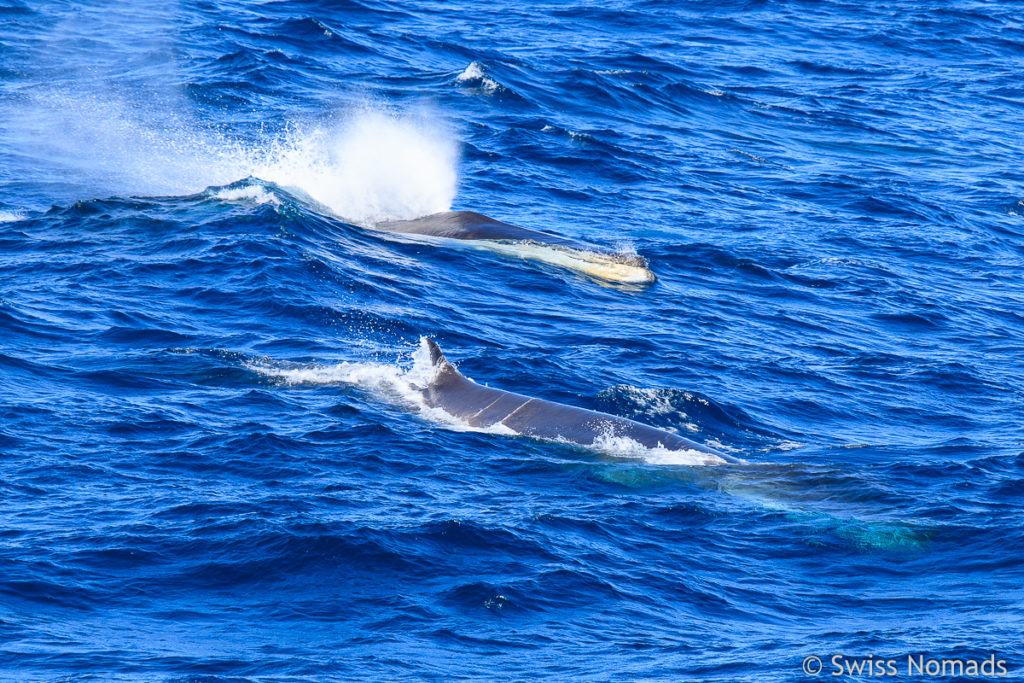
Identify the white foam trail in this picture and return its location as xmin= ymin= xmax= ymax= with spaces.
xmin=0 ymin=211 xmax=24 ymax=223
xmin=250 ymin=339 xmax=439 ymax=396
xmin=248 ymin=357 xmax=414 ymax=397
xmin=251 ymin=338 xmax=727 ymax=465
xmin=247 ymin=345 xmax=510 ymax=435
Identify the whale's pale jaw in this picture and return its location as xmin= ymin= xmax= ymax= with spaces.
xmin=553 ymin=246 xmax=657 ymax=284
xmin=471 ymin=240 xmax=657 ymax=285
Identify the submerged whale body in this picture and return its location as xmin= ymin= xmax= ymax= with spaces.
xmin=377 ymin=211 xmax=656 ymax=284
xmin=413 ymin=338 xmax=741 ymax=465
xmin=380 ymin=210 xmax=577 ymax=244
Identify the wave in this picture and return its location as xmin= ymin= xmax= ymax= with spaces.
xmin=455 ymin=61 xmax=501 ymax=94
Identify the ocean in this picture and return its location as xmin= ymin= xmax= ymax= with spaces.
xmin=1 ymin=0 xmax=1022 ymax=680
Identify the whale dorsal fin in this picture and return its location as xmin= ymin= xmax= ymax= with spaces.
xmin=422 ymin=338 xmax=468 ymax=382
xmin=424 ymin=337 xmax=447 ymax=367
xmin=419 ymin=338 xmax=480 ymax=404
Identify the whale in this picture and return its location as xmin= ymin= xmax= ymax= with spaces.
xmin=412 ymin=338 xmax=742 ymax=465
xmin=376 ymin=210 xmax=656 ymax=284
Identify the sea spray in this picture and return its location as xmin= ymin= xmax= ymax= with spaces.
xmin=251 ymin=109 xmax=459 ymax=225
xmin=8 ymin=91 xmax=459 ymax=224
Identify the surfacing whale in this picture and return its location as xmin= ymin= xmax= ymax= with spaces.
xmin=376 ymin=210 xmax=656 ymax=284
xmin=412 ymin=338 xmax=742 ymax=465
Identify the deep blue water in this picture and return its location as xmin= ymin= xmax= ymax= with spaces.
xmin=2 ymin=0 xmax=1024 ymax=680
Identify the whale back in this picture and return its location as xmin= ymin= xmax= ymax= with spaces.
xmin=378 ymin=211 xmax=586 ymax=248
xmin=418 ymin=339 xmax=737 ymax=462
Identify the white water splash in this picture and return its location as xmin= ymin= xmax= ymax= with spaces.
xmin=247 ymin=341 xmax=510 ymax=435
xmin=252 ymin=109 xmax=459 ymax=225
xmin=8 ymin=90 xmax=458 ymax=224
xmin=0 ymin=211 xmax=24 ymax=223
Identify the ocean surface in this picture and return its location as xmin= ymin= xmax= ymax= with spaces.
xmin=2 ymin=0 xmax=1023 ymax=680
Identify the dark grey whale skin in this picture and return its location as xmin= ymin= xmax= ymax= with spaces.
xmin=377 ymin=210 xmax=599 ymax=251
xmin=416 ymin=339 xmax=741 ymax=463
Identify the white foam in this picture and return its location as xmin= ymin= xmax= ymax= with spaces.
xmin=632 ymin=391 xmax=673 ymax=416
xmin=455 ymin=61 xmax=500 ymax=94
xmin=249 ymin=357 xmax=417 ymax=401
xmin=612 ymin=386 xmax=698 ymax=424
xmin=0 ymin=211 xmax=24 ymax=223
xmin=590 ymin=434 xmax=731 ymax=466
xmin=455 ymin=62 xmax=485 ymax=82
xmin=405 ymin=337 xmax=444 ymax=390
xmin=212 ymin=185 xmax=280 ymax=206
xmin=248 ymin=338 xmax=438 ymax=412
